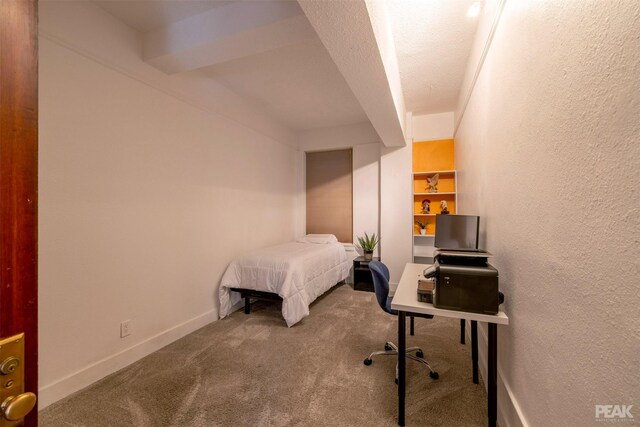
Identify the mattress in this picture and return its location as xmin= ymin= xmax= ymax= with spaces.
xmin=218 ymin=240 xmax=350 ymax=326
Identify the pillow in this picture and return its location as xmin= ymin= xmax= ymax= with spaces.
xmin=296 ymin=234 xmax=338 ymax=244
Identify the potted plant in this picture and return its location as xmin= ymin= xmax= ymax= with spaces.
xmin=357 ymin=232 xmax=378 ymax=261
xmin=415 ymin=220 xmax=427 ymax=235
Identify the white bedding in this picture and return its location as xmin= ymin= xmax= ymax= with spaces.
xmin=218 ymin=241 xmax=350 ymax=327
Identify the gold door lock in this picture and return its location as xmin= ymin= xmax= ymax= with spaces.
xmin=0 ymin=358 xmax=19 ymax=375
xmin=1 ymin=394 xmax=36 ymax=423
xmin=0 ymin=334 xmax=37 ymax=427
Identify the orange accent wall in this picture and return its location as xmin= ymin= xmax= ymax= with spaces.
xmin=412 ymin=139 xmax=455 ymax=172
xmin=413 ymin=172 xmax=456 ymax=193
xmin=413 ymin=195 xmax=456 ymax=216
xmin=413 ymin=139 xmax=456 ymax=237
xmin=414 ymin=218 xmax=442 ymax=236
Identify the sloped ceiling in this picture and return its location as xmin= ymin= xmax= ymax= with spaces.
xmin=79 ymin=0 xmax=480 ymax=144
xmin=93 ymin=0 xmax=368 ymax=132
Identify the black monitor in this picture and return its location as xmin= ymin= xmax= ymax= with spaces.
xmin=434 ymin=215 xmax=480 ymax=250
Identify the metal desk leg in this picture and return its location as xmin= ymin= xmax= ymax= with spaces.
xmin=460 ymin=319 xmax=466 ymax=344
xmin=488 ymin=323 xmax=498 ymax=427
xmin=471 ymin=320 xmax=478 ymax=384
xmin=398 ymin=311 xmax=406 ymax=426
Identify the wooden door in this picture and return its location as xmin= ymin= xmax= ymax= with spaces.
xmin=0 ymin=0 xmax=39 ymax=425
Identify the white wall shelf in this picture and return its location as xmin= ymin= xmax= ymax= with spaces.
xmin=413 ymin=244 xmax=436 ymax=257
xmin=414 ymin=192 xmax=456 ymax=196
xmin=413 ymin=169 xmax=456 ymax=175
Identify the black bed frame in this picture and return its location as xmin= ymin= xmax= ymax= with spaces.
xmin=230 ymin=280 xmax=346 ymax=315
xmin=229 ymin=288 xmax=283 ymax=314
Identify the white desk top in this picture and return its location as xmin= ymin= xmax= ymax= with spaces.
xmin=391 ymin=263 xmax=509 ymax=325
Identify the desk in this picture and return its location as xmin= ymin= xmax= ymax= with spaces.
xmin=391 ymin=263 xmax=509 ymax=427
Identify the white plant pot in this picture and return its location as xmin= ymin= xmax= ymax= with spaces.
xmin=420 ymin=229 xmax=426 ymax=235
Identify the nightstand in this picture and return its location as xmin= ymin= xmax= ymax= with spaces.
xmin=353 ymin=256 xmax=380 ymax=292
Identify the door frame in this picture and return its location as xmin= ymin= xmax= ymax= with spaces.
xmin=0 ymin=0 xmax=39 ymax=425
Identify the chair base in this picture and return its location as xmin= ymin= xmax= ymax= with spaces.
xmin=363 ymin=342 xmax=438 ymax=380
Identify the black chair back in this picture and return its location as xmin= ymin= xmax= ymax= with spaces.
xmin=368 ymin=261 xmax=394 ymax=315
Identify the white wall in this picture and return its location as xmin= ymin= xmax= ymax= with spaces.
xmin=353 ymin=143 xmax=381 ymax=258
xmin=38 ymin=38 xmax=297 ymax=408
xmin=412 ymin=112 xmax=454 ymax=142
xmin=455 ymin=1 xmax=640 ymax=426
xmin=298 ymin=121 xmax=380 ymax=152
xmin=379 ymin=144 xmax=413 ymax=285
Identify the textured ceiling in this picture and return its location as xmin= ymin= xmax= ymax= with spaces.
xmin=197 ymin=38 xmax=368 ymax=131
xmin=387 ymin=0 xmax=480 ymax=115
xmin=91 ymin=0 xmax=480 ymax=134
xmin=93 ymin=0 xmax=368 ymax=131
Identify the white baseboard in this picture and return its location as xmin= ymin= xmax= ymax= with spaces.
xmin=468 ymin=321 xmax=530 ymax=427
xmin=38 ymin=309 xmax=218 ymax=410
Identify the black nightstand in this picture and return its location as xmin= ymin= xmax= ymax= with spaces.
xmin=353 ymin=256 xmax=380 ymax=292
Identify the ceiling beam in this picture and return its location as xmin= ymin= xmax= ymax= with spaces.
xmin=298 ymin=0 xmax=407 ymax=147
xmin=143 ymin=1 xmax=316 ymax=74
xmin=39 ymin=0 xmax=297 ymax=147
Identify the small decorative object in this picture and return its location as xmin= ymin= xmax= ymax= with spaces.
xmin=421 ymin=199 xmax=431 ymax=214
xmin=415 ymin=220 xmax=427 ymax=235
xmin=357 ymin=232 xmax=378 ymax=261
xmin=426 ymin=174 xmax=439 ymax=193
xmin=440 ymin=200 xmax=450 ymax=214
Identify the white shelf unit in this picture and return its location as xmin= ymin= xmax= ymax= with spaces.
xmin=413 ymin=244 xmax=435 ymax=258
xmin=413 ymin=169 xmax=457 ymax=176
xmin=414 ymin=192 xmax=456 ymax=196
xmin=412 ymin=170 xmax=458 ymax=263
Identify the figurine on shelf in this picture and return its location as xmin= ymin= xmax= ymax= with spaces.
xmin=440 ymin=200 xmax=450 ymax=214
xmin=421 ymin=199 xmax=431 ymax=214
xmin=426 ymin=174 xmax=439 ymax=193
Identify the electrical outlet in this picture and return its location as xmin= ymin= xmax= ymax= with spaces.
xmin=120 ymin=320 xmax=132 ymax=338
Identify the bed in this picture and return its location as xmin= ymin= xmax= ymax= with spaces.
xmin=218 ymin=234 xmax=350 ymax=327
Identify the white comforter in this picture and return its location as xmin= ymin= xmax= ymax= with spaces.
xmin=219 ymin=241 xmax=349 ymax=327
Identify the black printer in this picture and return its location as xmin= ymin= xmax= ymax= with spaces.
xmin=424 ymin=249 xmax=501 ymax=315
xmin=424 ymin=214 xmax=504 ymax=314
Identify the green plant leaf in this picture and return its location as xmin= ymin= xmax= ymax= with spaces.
xmin=356 ymin=232 xmax=378 ymax=251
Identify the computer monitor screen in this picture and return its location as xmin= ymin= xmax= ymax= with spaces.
xmin=434 ymin=215 xmax=480 ymax=250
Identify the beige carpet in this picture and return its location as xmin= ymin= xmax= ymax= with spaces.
xmin=40 ymin=284 xmax=487 ymax=426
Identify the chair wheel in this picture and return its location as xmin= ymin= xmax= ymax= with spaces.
xmin=363 ymin=358 xmax=372 ymax=366
xmin=430 ymin=371 xmax=439 ymax=380
xmin=384 ymin=343 xmax=392 ymax=351
xmin=416 ymin=351 xmax=424 ymax=358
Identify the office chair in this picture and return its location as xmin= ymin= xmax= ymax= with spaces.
xmin=363 ymin=261 xmax=438 ymax=380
